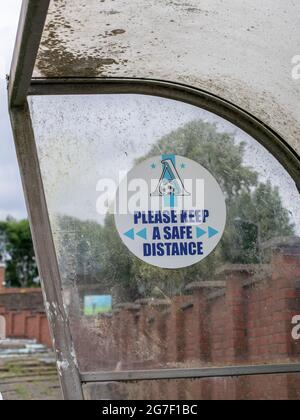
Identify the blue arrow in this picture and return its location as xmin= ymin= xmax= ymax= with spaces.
xmin=208 ymin=227 xmax=219 ymax=239
xmin=136 ymin=228 xmax=147 ymax=240
xmin=196 ymin=227 xmax=206 ymax=238
xmin=124 ymin=228 xmax=135 ymax=240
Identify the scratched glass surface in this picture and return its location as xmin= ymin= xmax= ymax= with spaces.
xmin=28 ymin=94 xmax=300 ymax=372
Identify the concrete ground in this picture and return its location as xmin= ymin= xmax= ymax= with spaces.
xmin=0 ymin=339 xmax=62 ymax=400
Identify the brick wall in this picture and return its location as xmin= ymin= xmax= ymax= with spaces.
xmin=0 ymin=307 xmax=52 ymax=348
xmin=1 ymin=243 xmax=300 ymax=399
xmin=0 ymin=289 xmax=45 ymax=312
xmin=0 ymin=268 xmax=51 ymax=348
xmin=77 ymin=242 xmax=300 ymax=400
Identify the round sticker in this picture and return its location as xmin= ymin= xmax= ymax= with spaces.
xmin=114 ymin=155 xmax=227 ymax=269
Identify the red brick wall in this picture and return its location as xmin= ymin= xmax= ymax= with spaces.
xmin=76 ymin=246 xmax=300 ymax=400
xmin=0 ymin=279 xmax=51 ymax=348
xmin=1 ymin=247 xmax=300 ymax=398
xmin=0 ymin=306 xmax=52 ymax=348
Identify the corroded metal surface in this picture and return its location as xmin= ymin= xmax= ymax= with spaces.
xmin=34 ymin=0 xmax=300 ymax=154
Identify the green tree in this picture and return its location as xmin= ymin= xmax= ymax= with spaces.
xmin=57 ymin=120 xmax=295 ymax=301
xmin=121 ymin=120 xmax=293 ymax=296
xmin=0 ymin=217 xmax=39 ymax=287
xmin=137 ymin=120 xmax=258 ymax=201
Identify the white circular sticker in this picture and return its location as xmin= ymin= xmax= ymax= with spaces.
xmin=114 ymin=155 xmax=227 ymax=269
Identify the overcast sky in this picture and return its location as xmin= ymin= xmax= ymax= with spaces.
xmin=0 ymin=0 xmax=26 ymax=221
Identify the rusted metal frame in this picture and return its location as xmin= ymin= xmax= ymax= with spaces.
xmin=9 ymin=103 xmax=84 ymax=400
xmin=28 ymin=78 xmax=300 ymax=190
xmin=81 ymin=363 xmax=300 ymax=383
xmin=8 ymin=0 xmax=50 ymax=107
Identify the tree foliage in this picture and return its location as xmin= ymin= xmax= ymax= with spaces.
xmin=56 ymin=120 xmax=294 ymax=301
xmin=0 ymin=218 xmax=38 ymax=287
xmin=1 ymin=121 xmax=293 ymax=294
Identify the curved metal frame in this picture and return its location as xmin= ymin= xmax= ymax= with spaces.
xmin=28 ymin=77 xmax=300 ymax=190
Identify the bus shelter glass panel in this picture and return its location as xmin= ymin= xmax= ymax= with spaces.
xmin=28 ymin=94 xmax=300 ymax=373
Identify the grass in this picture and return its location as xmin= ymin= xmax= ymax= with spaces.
xmin=84 ymin=306 xmax=112 ymax=316
xmin=14 ymin=385 xmax=30 ymax=400
xmin=0 ymin=363 xmax=24 ymax=379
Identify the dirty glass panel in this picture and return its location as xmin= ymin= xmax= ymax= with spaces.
xmin=83 ymin=374 xmax=300 ymax=400
xmin=34 ymin=0 xmax=300 ymax=153
xmin=28 ymin=94 xmax=300 ymax=373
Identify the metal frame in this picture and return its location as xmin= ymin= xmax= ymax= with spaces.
xmin=81 ymin=363 xmax=300 ymax=384
xmin=27 ymin=77 xmax=300 ymax=190
xmin=8 ymin=0 xmax=50 ymax=107
xmin=8 ymin=0 xmax=300 ymax=400
xmin=9 ymin=103 xmax=84 ymax=400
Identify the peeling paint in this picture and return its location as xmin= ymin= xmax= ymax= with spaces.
xmin=70 ymin=346 xmax=79 ymax=369
xmin=57 ymin=359 xmax=70 ymax=376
